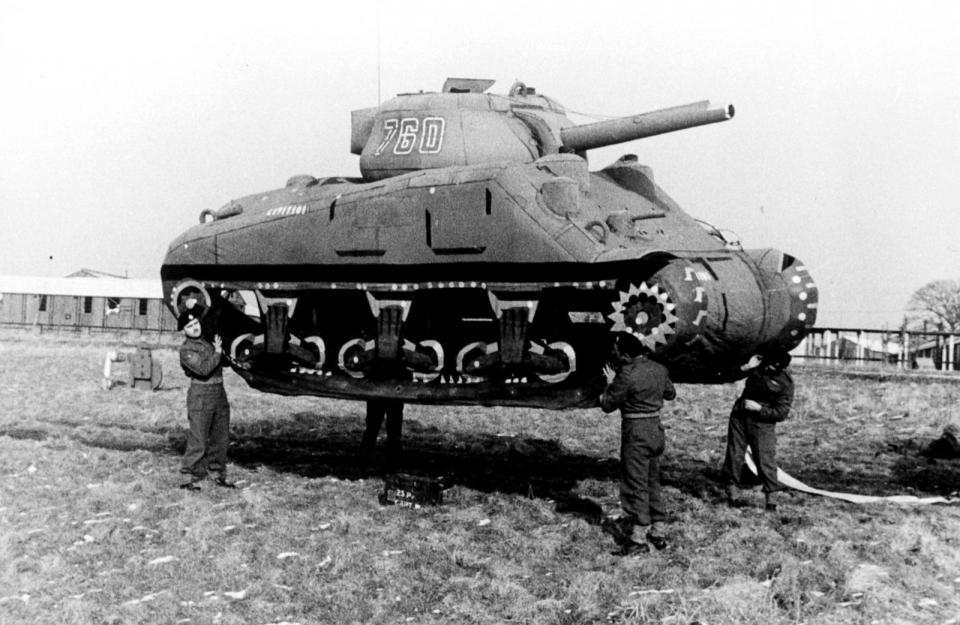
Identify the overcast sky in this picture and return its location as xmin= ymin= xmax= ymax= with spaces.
xmin=1 ymin=0 xmax=958 ymax=328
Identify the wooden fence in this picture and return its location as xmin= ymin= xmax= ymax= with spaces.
xmin=798 ymin=327 xmax=960 ymax=371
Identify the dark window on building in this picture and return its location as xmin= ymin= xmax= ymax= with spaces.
xmin=38 ymin=295 xmax=47 ymax=312
xmin=138 ymin=299 xmax=149 ymax=316
xmin=84 ymin=297 xmax=93 ymax=314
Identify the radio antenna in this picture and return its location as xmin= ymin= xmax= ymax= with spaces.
xmin=376 ymin=5 xmax=382 ymax=104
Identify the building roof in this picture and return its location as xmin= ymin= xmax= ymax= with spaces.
xmin=0 ymin=276 xmax=163 ymax=299
xmin=64 ymin=268 xmax=129 ymax=279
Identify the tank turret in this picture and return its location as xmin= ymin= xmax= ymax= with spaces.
xmin=351 ymin=79 xmax=733 ymax=180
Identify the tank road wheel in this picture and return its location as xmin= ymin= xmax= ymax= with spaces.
xmin=338 ymin=339 xmax=371 ymax=378
xmin=410 ymin=339 xmax=444 ymax=383
xmin=230 ymin=333 xmax=263 ymax=363
xmin=533 ymin=341 xmax=577 ymax=384
xmin=302 ymin=336 xmax=326 ymax=370
xmin=607 ymin=281 xmax=680 ymax=352
xmin=170 ymin=279 xmax=212 ymax=315
xmin=456 ymin=341 xmax=494 ymax=376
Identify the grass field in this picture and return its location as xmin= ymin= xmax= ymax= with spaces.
xmin=1 ymin=335 xmax=960 ymax=624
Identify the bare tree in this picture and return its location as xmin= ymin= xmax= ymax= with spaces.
xmin=906 ymin=280 xmax=960 ymax=331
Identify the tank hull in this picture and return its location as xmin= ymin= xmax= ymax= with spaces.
xmin=161 ymin=158 xmax=817 ymax=408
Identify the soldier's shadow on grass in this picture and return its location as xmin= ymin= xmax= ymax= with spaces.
xmin=212 ymin=411 xmax=754 ymax=522
xmin=8 ymin=408 xmax=956 ymax=522
xmin=218 ymin=412 xmax=620 ymax=522
xmin=219 ymin=414 xmax=960 ymax=503
xmin=0 ymin=411 xmax=625 ymax=524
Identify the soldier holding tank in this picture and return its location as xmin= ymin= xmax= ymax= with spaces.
xmin=722 ymin=350 xmax=794 ymax=511
xmin=599 ymin=332 xmax=676 ymax=556
xmin=178 ymin=305 xmax=235 ymax=491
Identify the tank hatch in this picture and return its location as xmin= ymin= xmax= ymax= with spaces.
xmin=442 ymin=77 xmax=495 ymax=93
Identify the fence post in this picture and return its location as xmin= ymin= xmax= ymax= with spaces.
xmin=900 ymin=330 xmax=906 ymax=368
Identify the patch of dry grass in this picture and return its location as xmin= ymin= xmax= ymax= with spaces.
xmin=1 ymin=337 xmax=960 ymax=624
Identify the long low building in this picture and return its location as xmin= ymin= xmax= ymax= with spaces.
xmin=0 ymin=275 xmax=177 ymax=333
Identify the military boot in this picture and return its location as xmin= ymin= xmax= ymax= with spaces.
xmin=764 ymin=491 xmax=778 ymax=512
xmin=725 ymin=484 xmax=741 ymax=507
xmin=608 ymin=522 xmax=650 ymax=556
xmin=214 ymin=473 xmax=236 ymax=489
xmin=646 ymin=522 xmax=669 ymax=550
xmin=600 ymin=515 xmax=632 ymax=544
xmin=613 ymin=541 xmax=651 ymax=557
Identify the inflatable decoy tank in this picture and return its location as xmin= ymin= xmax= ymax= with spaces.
xmin=161 ymin=78 xmax=817 ymax=408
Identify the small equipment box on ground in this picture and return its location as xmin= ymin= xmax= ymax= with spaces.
xmin=379 ymin=473 xmax=445 ymax=508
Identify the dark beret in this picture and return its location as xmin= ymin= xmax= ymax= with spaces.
xmin=177 ymin=305 xmax=206 ymax=330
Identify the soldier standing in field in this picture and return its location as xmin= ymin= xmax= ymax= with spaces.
xmin=359 ymin=322 xmax=407 ymax=465
xmin=361 ymin=399 xmax=404 ymax=459
xmin=599 ymin=332 xmax=676 ymax=556
xmin=178 ymin=305 xmax=235 ymax=491
xmin=722 ymin=350 xmax=794 ymax=511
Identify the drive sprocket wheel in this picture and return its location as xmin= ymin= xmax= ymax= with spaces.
xmin=607 ymin=282 xmax=679 ymax=351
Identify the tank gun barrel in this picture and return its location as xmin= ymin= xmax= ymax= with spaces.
xmin=560 ymin=101 xmax=734 ymax=152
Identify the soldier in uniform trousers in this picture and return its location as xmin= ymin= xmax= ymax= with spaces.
xmin=600 ymin=332 xmax=676 ymax=556
xmin=178 ymin=306 xmax=235 ymax=491
xmin=361 ymin=400 xmax=404 ymax=459
xmin=359 ymin=350 xmax=407 ymax=465
xmin=722 ymin=350 xmax=794 ymax=511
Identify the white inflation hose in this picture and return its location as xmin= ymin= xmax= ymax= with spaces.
xmin=745 ymin=447 xmax=953 ymax=505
